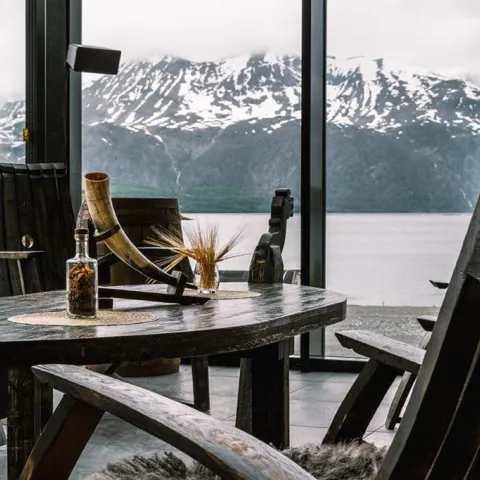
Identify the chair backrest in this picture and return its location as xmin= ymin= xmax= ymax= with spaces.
xmin=0 ymin=163 xmax=75 ymax=296
xmin=377 ymin=193 xmax=480 ymax=478
xmin=0 ymin=162 xmax=75 ymax=426
xmin=248 ymin=188 xmax=294 ymax=284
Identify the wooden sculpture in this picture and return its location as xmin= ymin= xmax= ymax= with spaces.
xmin=83 ymin=172 xmax=208 ymax=305
xmin=248 ymin=188 xmax=294 ymax=284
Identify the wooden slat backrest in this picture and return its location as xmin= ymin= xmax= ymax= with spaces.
xmin=0 ymin=163 xmax=74 ymax=422
xmin=0 ymin=163 xmax=75 ymax=295
xmin=37 ymin=164 xmax=64 ymax=288
xmin=53 ymin=163 xmax=76 ymax=268
xmin=14 ymin=165 xmax=44 ymax=293
xmin=1 ymin=164 xmax=23 ymax=295
xmin=0 ymin=167 xmax=11 ymax=297
xmin=378 ymin=194 xmax=480 ymax=478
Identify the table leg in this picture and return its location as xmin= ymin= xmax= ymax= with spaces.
xmin=7 ymin=366 xmax=35 ymax=480
xmin=236 ymin=340 xmax=290 ymax=449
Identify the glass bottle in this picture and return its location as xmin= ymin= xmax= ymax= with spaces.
xmin=66 ymin=228 xmax=98 ymax=318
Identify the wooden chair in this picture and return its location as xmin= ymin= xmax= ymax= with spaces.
xmin=0 ymin=163 xmax=76 ymax=446
xmin=182 ymin=187 xmax=297 ymax=414
xmin=20 ymin=192 xmax=480 ymax=479
xmin=322 ymin=191 xmax=480 ymax=477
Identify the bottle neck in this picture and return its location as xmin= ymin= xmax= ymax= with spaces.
xmin=75 ymin=236 xmax=89 ymax=258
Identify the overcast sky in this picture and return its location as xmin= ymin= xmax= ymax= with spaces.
xmin=1 ymin=0 xmax=479 ymax=101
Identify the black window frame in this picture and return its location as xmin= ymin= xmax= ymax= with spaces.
xmin=29 ymin=0 xmax=364 ymax=372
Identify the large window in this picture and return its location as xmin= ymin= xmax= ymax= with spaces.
xmin=0 ymin=0 xmax=25 ymax=163
xmin=325 ymin=0 xmax=479 ymax=356
xmin=82 ymin=0 xmax=302 ymax=273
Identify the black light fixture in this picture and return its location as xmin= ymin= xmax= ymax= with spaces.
xmin=66 ymin=44 xmax=122 ymax=75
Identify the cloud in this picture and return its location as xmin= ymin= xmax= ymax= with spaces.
xmin=328 ymin=0 xmax=480 ymax=80
xmin=1 ymin=0 xmax=479 ymax=101
xmin=82 ymin=0 xmax=302 ymax=61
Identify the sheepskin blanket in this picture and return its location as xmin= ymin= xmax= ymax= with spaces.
xmin=86 ymin=441 xmax=386 ymax=480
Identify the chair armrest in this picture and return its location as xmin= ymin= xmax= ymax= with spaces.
xmin=283 ymin=269 xmax=300 ymax=285
xmin=417 ymin=315 xmax=437 ymax=332
xmin=336 ymin=330 xmax=425 ymax=374
xmin=32 ymin=364 xmax=314 ymax=480
xmin=0 ymin=250 xmax=44 ymax=260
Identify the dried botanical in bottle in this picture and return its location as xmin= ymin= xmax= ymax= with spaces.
xmin=66 ymin=228 xmax=98 ymax=318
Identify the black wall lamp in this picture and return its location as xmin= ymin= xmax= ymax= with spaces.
xmin=66 ymin=44 xmax=121 ymax=75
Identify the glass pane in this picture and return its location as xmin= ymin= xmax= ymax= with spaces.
xmin=326 ymin=0 xmax=479 ymax=357
xmin=82 ymin=0 xmax=301 ymax=275
xmin=0 ymin=0 xmax=25 ymax=163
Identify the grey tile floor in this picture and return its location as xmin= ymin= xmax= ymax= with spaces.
xmin=0 ymin=366 xmax=398 ymax=479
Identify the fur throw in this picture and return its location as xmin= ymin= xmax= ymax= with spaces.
xmin=86 ymin=441 xmax=386 ymax=480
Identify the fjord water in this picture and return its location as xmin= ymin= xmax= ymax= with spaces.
xmin=187 ymin=213 xmax=470 ymax=307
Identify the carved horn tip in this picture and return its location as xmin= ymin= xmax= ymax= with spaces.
xmin=85 ymin=172 xmax=110 ymax=182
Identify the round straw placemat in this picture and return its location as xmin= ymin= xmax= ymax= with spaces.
xmin=190 ymin=290 xmax=261 ymax=300
xmin=8 ymin=310 xmax=155 ymax=327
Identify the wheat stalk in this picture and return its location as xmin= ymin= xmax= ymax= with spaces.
xmin=146 ymin=222 xmax=246 ymax=289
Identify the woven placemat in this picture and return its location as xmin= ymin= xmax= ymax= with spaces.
xmin=8 ymin=310 xmax=155 ymax=327
xmin=190 ymin=290 xmax=260 ymax=300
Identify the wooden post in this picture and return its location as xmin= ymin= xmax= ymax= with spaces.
xmin=8 ymin=366 xmax=35 ymax=480
xmin=236 ymin=341 xmax=290 ymax=449
xmin=191 ymin=356 xmax=210 ymax=412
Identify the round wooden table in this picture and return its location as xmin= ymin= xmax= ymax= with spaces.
xmin=0 ymin=282 xmax=346 ymax=479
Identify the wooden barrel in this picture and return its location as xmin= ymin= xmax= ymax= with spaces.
xmin=78 ymin=197 xmax=192 ymax=377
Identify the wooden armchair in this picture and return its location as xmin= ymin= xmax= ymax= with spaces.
xmin=0 ymin=163 xmax=76 ymax=446
xmin=322 ymin=191 xmax=480 ymax=477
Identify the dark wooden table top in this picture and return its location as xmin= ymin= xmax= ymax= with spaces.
xmin=0 ymin=283 xmax=346 ymax=367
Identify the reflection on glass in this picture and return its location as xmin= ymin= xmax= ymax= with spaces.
xmin=326 ymin=0 xmax=479 ymax=356
xmin=0 ymin=0 xmax=26 ymax=163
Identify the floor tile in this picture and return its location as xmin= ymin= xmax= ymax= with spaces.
xmin=368 ymin=406 xmax=390 ymax=431
xmin=212 ymin=367 xmax=240 ymax=377
xmin=289 ymin=371 xmax=335 ymax=382
xmin=290 ymin=400 xmax=340 ymax=428
xmin=291 ymin=426 xmax=327 ymax=446
xmin=290 ymin=381 xmax=353 ymax=402
xmin=320 ymin=372 xmax=358 ymax=383
xmin=364 ymin=429 xmax=395 ymax=449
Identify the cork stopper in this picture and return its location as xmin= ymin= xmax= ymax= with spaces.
xmin=74 ymin=228 xmax=89 ymax=240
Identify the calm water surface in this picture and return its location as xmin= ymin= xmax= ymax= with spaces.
xmin=186 ymin=213 xmax=470 ymax=307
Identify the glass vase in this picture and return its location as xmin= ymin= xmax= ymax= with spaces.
xmin=194 ymin=262 xmax=220 ymax=294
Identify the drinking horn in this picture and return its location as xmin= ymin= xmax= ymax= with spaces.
xmin=83 ymin=172 xmax=178 ymax=287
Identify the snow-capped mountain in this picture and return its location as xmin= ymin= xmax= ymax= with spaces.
xmin=81 ymin=53 xmax=480 ymax=134
xmin=0 ymin=100 xmax=25 ymax=162
xmin=1 ymin=53 xmax=479 ymax=212
xmin=327 ymin=56 xmax=480 ymax=133
xmin=84 ymin=53 xmax=301 ymax=133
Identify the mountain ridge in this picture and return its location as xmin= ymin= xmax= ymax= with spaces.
xmin=1 ymin=53 xmax=479 ymax=213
